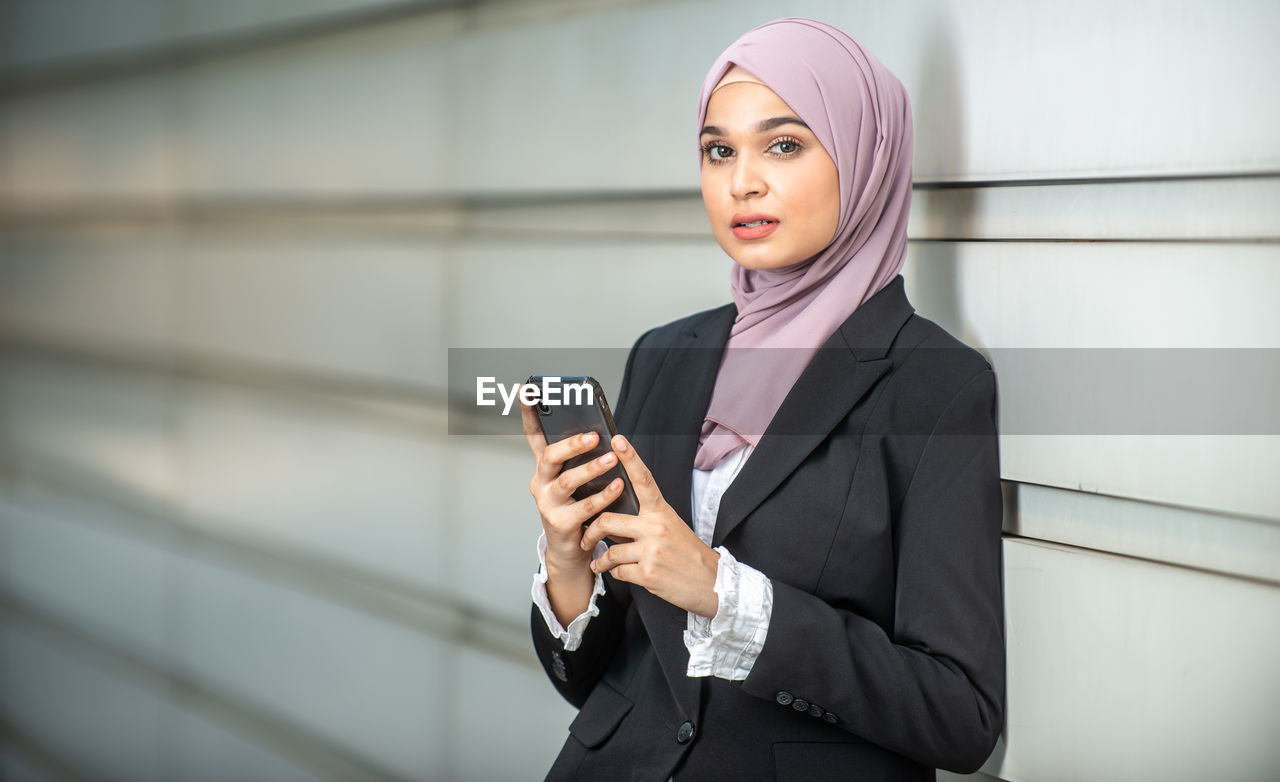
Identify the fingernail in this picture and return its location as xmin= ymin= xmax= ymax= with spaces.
xmin=581 ymin=432 xmax=597 ymax=445
xmin=598 ymin=452 xmax=615 ymax=465
xmin=610 ymin=478 xmax=622 ymax=491
xmin=613 ymin=435 xmax=628 ymax=451
xmin=580 ymin=537 xmax=589 ymax=550
xmin=589 ymin=560 xmax=598 ymax=573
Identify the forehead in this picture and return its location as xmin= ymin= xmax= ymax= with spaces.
xmin=705 ymin=74 xmax=795 ymax=123
xmin=713 ymin=63 xmax=767 ymax=91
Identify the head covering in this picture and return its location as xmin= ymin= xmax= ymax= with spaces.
xmin=692 ymin=17 xmax=914 ymax=470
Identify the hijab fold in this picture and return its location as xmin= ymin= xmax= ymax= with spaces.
xmin=692 ymin=17 xmax=915 ymax=470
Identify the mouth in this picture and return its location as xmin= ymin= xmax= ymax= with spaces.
xmin=731 ymin=213 xmax=781 ymax=240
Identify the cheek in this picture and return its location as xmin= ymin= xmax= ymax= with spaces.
xmin=701 ymin=174 xmax=728 ymax=225
xmin=805 ymin=169 xmax=841 ymax=241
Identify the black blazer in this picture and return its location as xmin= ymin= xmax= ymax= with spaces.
xmin=531 ymin=276 xmax=1005 ymax=781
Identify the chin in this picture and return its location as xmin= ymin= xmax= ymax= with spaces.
xmin=730 ymin=251 xmax=806 ymax=271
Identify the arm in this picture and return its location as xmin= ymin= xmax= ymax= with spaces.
xmin=739 ymin=369 xmax=1005 ymax=773
xmin=528 ymin=329 xmax=653 ymax=702
xmin=532 ymin=532 xmax=609 ymax=650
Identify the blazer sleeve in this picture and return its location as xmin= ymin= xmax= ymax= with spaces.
xmin=529 ymin=328 xmax=655 ymax=707
xmin=739 ymin=368 xmax=1005 ymax=774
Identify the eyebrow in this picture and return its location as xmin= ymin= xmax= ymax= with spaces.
xmin=699 ymin=116 xmax=810 ymax=137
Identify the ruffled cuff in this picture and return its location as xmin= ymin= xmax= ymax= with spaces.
xmin=684 ymin=546 xmax=773 ymax=680
xmin=531 ymin=531 xmax=607 ymax=651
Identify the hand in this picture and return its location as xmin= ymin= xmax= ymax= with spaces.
xmin=521 ymin=400 xmax=627 ymax=574
xmin=579 ymin=435 xmax=721 ymax=618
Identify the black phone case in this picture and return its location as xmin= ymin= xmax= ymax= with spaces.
xmin=528 ymin=375 xmax=640 ymax=525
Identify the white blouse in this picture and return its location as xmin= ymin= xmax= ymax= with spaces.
xmin=532 ymin=444 xmax=774 ymax=680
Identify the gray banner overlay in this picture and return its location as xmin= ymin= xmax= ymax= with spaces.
xmin=448 ymin=348 xmax=1280 ymax=436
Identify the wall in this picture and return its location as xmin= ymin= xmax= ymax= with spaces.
xmin=1 ymin=1 xmax=1277 ymax=779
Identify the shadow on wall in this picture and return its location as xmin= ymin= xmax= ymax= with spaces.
xmin=911 ymin=10 xmax=970 ymax=343
xmin=911 ymin=15 xmax=1011 ymax=777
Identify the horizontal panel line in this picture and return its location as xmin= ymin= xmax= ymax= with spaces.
xmin=0 ymin=592 xmax=412 ymax=782
xmin=913 ymin=168 xmax=1280 ymax=189
xmin=909 ymin=237 xmax=1279 ymax=244
xmin=1008 ymin=477 xmax=1280 ymax=527
xmin=0 ymin=332 xmax=450 ymax=439
xmin=3 ymin=172 xmax=1278 ymax=216
xmin=1003 ymin=534 xmax=1280 ymax=589
xmin=0 ymin=0 xmax=471 ymax=98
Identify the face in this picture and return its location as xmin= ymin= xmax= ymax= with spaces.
xmin=700 ymin=67 xmax=840 ymax=271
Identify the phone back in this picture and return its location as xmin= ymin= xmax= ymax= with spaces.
xmin=528 ymin=375 xmax=640 ymax=521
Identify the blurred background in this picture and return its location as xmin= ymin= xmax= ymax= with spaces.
xmin=1 ymin=1 xmax=1278 ymax=780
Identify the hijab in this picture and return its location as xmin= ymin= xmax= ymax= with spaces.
xmin=692 ymin=17 xmax=914 ymax=470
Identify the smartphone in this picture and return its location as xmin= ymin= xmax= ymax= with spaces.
xmin=527 ymin=375 xmax=640 ymax=525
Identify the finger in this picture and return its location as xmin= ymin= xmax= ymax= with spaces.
xmin=551 ymin=451 xmax=619 ymax=503
xmin=519 ymin=401 xmax=546 ymax=458
xmin=610 ymin=435 xmax=663 ymax=509
xmin=536 ymin=430 xmax=600 ymax=484
xmin=604 ymin=562 xmax=642 ymax=585
xmin=566 ymin=475 xmax=623 ymax=525
xmin=590 ymin=541 xmax=639 ymax=575
xmin=580 ymin=510 xmax=641 ymax=551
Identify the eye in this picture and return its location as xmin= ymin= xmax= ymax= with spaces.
xmin=768 ymin=137 xmax=803 ymax=157
xmin=700 ymin=141 xmax=734 ymax=164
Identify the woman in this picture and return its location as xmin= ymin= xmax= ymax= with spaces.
xmin=521 ymin=17 xmax=1004 ymax=781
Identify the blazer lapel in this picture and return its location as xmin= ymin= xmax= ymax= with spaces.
xmin=646 ymin=303 xmax=736 ymax=528
xmin=712 ymin=276 xmax=914 ymax=547
xmin=627 ymin=303 xmax=733 ymax=720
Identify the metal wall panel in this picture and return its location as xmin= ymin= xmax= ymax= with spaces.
xmin=1 ymin=356 xmax=178 ymax=499
xmin=1 ymin=623 xmax=171 ymax=780
xmin=1 ymin=494 xmax=176 ymax=667
xmin=0 ymin=0 xmax=431 ymax=71
xmin=0 ymin=229 xmax=178 ymax=350
xmin=992 ymin=539 xmax=1280 ymax=780
xmin=180 ymin=17 xmax=460 ymax=196
xmin=177 ymin=383 xmax=447 ymax=591
xmin=2 ymin=75 xmax=181 ymax=201
xmin=1008 ymin=482 xmax=1280 ymax=585
xmin=454 ymin=239 xmax=728 ymax=348
xmin=176 ymin=555 xmax=448 ymax=779
xmin=7 ymin=0 xmax=1275 ymax=204
xmin=176 ymin=234 xmax=449 ymax=389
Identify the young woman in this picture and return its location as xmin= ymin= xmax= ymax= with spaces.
xmin=521 ymin=17 xmax=1005 ymax=781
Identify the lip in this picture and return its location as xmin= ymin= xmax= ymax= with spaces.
xmin=730 ymin=212 xmax=781 ymax=240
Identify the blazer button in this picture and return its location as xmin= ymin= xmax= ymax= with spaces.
xmin=822 ymin=712 xmax=839 ymax=724
xmin=676 ymin=721 xmax=695 ymax=744
xmin=808 ymin=703 xmax=823 ymax=718
xmin=775 ymin=691 xmax=794 ymax=706
xmin=792 ymin=699 xmax=810 ymax=713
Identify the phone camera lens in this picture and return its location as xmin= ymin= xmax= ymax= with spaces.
xmin=536 ymin=402 xmax=551 ymax=416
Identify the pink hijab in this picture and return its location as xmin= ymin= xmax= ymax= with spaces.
xmin=693 ymin=18 xmax=914 ymax=470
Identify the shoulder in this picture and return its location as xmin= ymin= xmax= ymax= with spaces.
xmin=895 ymin=313 xmax=992 ymax=379
xmin=614 ymin=302 xmax=733 ymax=422
xmin=877 ymin=313 xmax=996 ymax=430
xmin=630 ymin=302 xmax=735 ymax=352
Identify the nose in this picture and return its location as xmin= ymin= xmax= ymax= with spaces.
xmin=729 ymin=154 xmax=766 ymax=201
